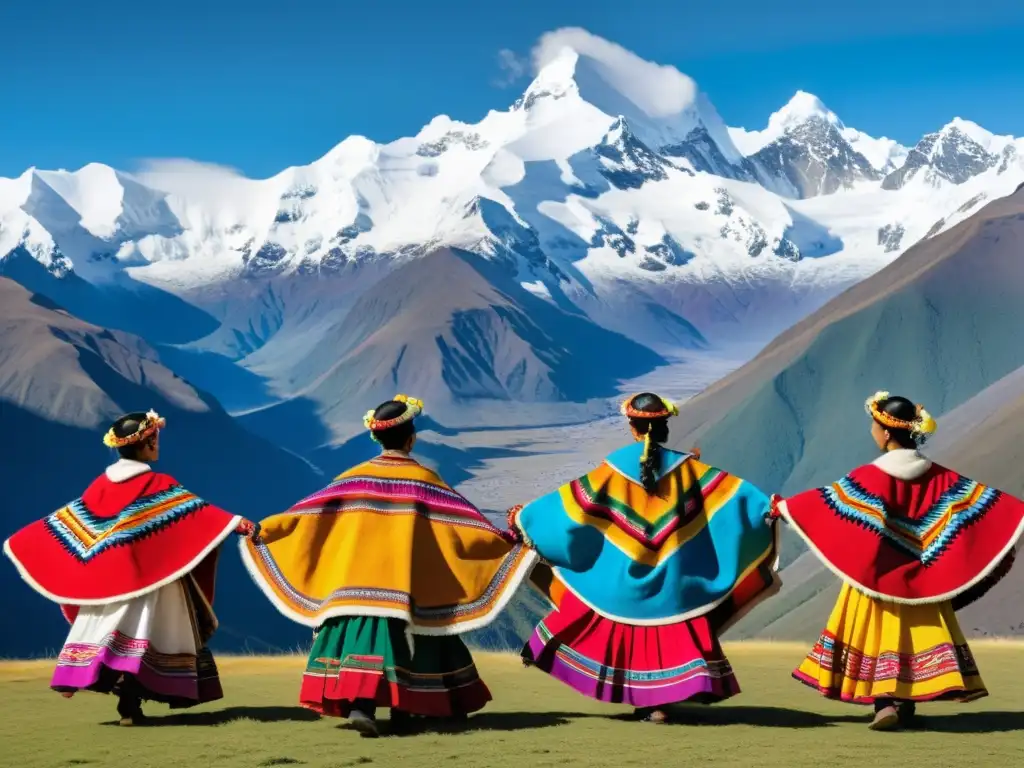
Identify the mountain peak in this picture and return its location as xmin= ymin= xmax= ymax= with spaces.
xmin=776 ymin=91 xmax=838 ymax=124
xmin=938 ymin=116 xmax=1013 ymax=154
xmin=729 ymin=90 xmax=845 ymax=157
xmin=519 ymin=31 xmax=741 ymax=164
xmin=529 ymin=29 xmax=700 ymax=120
xmin=767 ymin=91 xmax=842 ymax=134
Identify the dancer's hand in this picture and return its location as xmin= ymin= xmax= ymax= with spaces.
xmin=503 ymin=504 xmax=526 ymax=544
xmin=235 ymin=519 xmax=262 ymax=540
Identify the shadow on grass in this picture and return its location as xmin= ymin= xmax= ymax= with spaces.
xmin=913 ymin=711 xmax=1024 ymax=734
xmin=611 ymin=705 xmax=863 ymax=729
xmin=359 ymin=710 xmax=584 ymax=736
xmin=103 ymin=706 xmax=322 ymax=727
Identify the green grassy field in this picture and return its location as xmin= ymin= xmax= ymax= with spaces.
xmin=3 ymin=643 xmax=1024 ymax=768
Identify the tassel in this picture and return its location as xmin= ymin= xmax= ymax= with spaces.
xmin=914 ymin=405 xmax=938 ymax=438
xmin=405 ymin=625 xmax=415 ymax=657
xmin=640 ymin=431 xmax=652 ymax=463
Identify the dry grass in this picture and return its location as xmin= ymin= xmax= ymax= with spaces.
xmin=3 ymin=644 xmax=1024 ymax=768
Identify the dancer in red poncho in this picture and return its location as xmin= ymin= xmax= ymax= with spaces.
xmin=770 ymin=392 xmax=1024 ymax=731
xmin=3 ymin=411 xmax=258 ymax=725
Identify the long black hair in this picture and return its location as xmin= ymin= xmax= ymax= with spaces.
xmin=626 ymin=392 xmax=672 ymax=492
xmin=370 ymin=400 xmax=417 ymax=451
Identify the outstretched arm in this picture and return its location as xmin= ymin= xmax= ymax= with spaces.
xmin=506 ymin=490 xmax=604 ymax=572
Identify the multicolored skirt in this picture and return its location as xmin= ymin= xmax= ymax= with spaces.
xmin=794 ymin=582 xmax=988 ymax=704
xmin=300 ymin=616 xmax=491 ymax=718
xmin=522 ymin=590 xmax=740 ymax=708
xmin=50 ymin=578 xmax=223 ymax=707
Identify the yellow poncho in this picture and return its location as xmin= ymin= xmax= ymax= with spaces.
xmin=240 ymin=454 xmax=537 ymax=635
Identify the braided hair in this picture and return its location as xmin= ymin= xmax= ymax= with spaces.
xmin=626 ymin=393 xmax=673 ymax=492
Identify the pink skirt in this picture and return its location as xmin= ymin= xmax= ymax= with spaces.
xmin=522 ymin=590 xmax=740 ymax=708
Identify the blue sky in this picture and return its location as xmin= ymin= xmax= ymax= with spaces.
xmin=3 ymin=0 xmax=1024 ymax=178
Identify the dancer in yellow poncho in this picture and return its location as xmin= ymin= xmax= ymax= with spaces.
xmin=240 ymin=396 xmax=537 ymax=737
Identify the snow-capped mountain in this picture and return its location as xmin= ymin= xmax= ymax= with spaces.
xmin=882 ymin=117 xmax=1019 ymax=189
xmin=2 ymin=37 xmax=1023 ymax=433
xmin=729 ymin=91 xmax=910 ymax=195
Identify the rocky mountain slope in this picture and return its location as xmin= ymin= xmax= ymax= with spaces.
xmin=0 ymin=277 xmax=327 ymax=655
xmin=2 ymin=37 xmax=1022 ymax=445
xmin=663 ymin=187 xmax=1024 ymax=639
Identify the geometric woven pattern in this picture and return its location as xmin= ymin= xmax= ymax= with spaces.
xmin=778 ymin=461 xmax=1024 ymax=604
xmin=239 ymin=454 xmax=538 ymax=633
xmin=4 ymin=469 xmax=240 ymax=605
xmin=570 ymin=467 xmax=727 ymax=551
xmin=512 ymin=450 xmax=780 ymax=625
xmin=46 ymin=487 xmax=207 ymax=563
xmin=820 ymin=476 xmax=998 ymax=565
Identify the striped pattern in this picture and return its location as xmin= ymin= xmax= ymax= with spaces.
xmin=514 ymin=450 xmax=778 ymax=625
xmin=820 ymin=476 xmax=999 ymax=563
xmin=556 ymin=465 xmax=746 ymax=568
xmin=793 ymin=583 xmax=988 ymax=704
xmin=300 ymin=616 xmax=491 ymax=717
xmin=241 ymin=454 xmax=537 ymax=631
xmin=249 ymin=538 xmax=530 ymax=622
xmin=306 ymin=654 xmax=484 ymax=692
xmin=50 ymin=628 xmax=224 ymax=706
xmin=803 ymin=633 xmax=977 ymax=685
xmin=46 ymin=487 xmax=208 ymax=562
xmin=57 ymin=631 xmax=205 ymax=678
xmin=287 ymin=476 xmax=495 ymax=530
xmin=532 ymin=619 xmax=735 ymax=687
xmin=570 ymin=466 xmax=731 ymax=553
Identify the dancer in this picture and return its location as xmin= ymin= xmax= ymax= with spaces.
xmin=240 ymin=395 xmax=537 ymax=738
xmin=506 ymin=392 xmax=781 ymax=723
xmin=3 ymin=411 xmax=257 ymax=725
xmin=770 ymin=391 xmax=1024 ymax=730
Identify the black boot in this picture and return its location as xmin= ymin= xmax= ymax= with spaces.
xmin=116 ymin=676 xmax=145 ymax=726
xmin=348 ymin=698 xmax=379 ymax=738
xmin=389 ymin=708 xmax=417 ymax=734
xmin=898 ymin=700 xmax=918 ymax=727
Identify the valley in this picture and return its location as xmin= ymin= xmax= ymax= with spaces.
xmin=3 ymin=31 xmax=1024 ymax=654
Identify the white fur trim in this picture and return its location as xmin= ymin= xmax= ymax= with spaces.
xmin=105 ymin=459 xmax=152 ymax=483
xmin=776 ymin=499 xmax=1024 ymax=605
xmin=871 ymin=449 xmax=932 ymax=480
xmin=2 ymin=515 xmax=242 ymax=606
xmin=238 ymin=538 xmax=540 ymax=635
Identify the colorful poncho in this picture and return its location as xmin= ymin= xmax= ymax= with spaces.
xmin=3 ymin=465 xmax=241 ymax=618
xmin=510 ymin=444 xmax=781 ymax=628
xmin=776 ymin=449 xmax=1024 ymax=605
xmin=240 ymin=453 xmax=538 ymax=634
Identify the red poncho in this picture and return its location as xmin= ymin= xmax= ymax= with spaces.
xmin=778 ymin=453 xmax=1023 ymax=605
xmin=4 ymin=469 xmax=241 ymax=621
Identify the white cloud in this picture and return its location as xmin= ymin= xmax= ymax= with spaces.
xmin=134 ymin=158 xmax=247 ymax=190
xmin=493 ymin=48 xmax=527 ymax=88
xmin=530 ymin=27 xmax=698 ymax=119
xmin=132 ymin=158 xmax=262 ymax=211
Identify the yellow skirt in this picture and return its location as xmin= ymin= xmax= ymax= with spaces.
xmin=794 ymin=583 xmax=987 ymax=704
